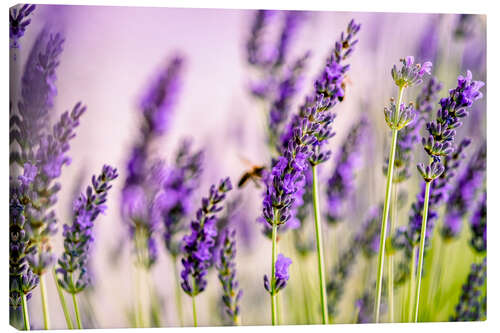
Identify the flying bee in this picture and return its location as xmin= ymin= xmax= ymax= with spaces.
xmin=338 ymin=75 xmax=353 ymax=102
xmin=237 ymin=156 xmax=266 ymax=188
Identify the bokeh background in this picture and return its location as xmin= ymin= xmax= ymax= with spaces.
xmin=9 ymin=4 xmax=486 ymax=328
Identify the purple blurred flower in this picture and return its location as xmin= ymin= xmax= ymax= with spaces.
xmin=154 ymin=139 xmax=204 ymax=257
xmin=326 ymin=117 xmax=368 ymax=224
xmin=451 ymin=258 xmax=486 ymax=321
xmin=264 ymin=253 xmax=292 ymax=294
xmin=470 ymin=192 xmax=486 ymax=253
xmin=121 ymin=56 xmax=184 ymax=268
xmin=57 ymin=165 xmax=118 ymax=294
xmin=216 ymin=228 xmax=242 ymax=324
xmin=9 ymin=4 xmax=36 ymax=49
xmin=180 ymin=178 xmax=232 ymax=296
xmin=417 ymin=16 xmax=440 ymax=63
xmin=441 ymin=143 xmax=486 ymax=239
xmin=10 ymin=31 xmax=65 ymax=164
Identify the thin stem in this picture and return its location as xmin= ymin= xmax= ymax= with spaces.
xmin=191 ymin=295 xmax=197 ymax=327
xmin=387 ymin=183 xmax=398 ymax=323
xmin=408 ymin=246 xmax=417 ymax=322
xmin=39 ymin=273 xmax=50 ymax=329
xmin=311 ymin=165 xmax=329 ymax=324
xmin=21 ymin=293 xmax=30 ymax=331
xmin=375 ymin=85 xmax=405 ymax=323
xmin=72 ymin=292 xmax=82 ymax=329
xmin=270 ymin=209 xmax=278 ymax=326
xmin=52 ymin=268 xmax=74 ymax=329
xmin=414 ymin=181 xmax=432 ymax=322
xmin=171 ymin=254 xmax=184 ymax=326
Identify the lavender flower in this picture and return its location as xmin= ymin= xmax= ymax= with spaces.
xmin=216 ymin=228 xmax=243 ymax=325
xmin=326 ymin=117 xmax=368 ymax=224
xmin=9 ymin=177 xmax=39 ymax=309
xmin=268 ymin=52 xmax=310 ymax=148
xmin=121 ymin=56 xmax=184 ymax=267
xmin=441 ymin=143 xmax=486 ymax=239
xmin=180 ymin=178 xmax=232 ymax=296
xmin=264 ymin=253 xmax=292 ymax=294
xmin=470 ymin=192 xmax=486 ymax=253
xmin=417 ymin=16 xmax=440 ymax=64
xmin=246 ymin=10 xmax=277 ymax=69
xmin=391 ymin=56 xmax=432 ymax=88
xmin=57 ymin=165 xmax=118 ymax=294
xmin=9 ymin=4 xmax=36 ymax=49
xmin=154 ymin=139 xmax=204 ymax=257
xmin=263 ymin=19 xmax=361 ymax=228
xmin=451 ymin=258 xmax=486 ymax=321
xmin=418 ymin=70 xmax=484 ymax=182
xmin=10 ymin=31 xmax=65 ymax=165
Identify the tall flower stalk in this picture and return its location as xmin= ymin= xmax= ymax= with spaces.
xmin=216 ymin=228 xmax=243 ymax=325
xmin=121 ymin=56 xmax=183 ymax=326
xmin=57 ymin=165 xmax=118 ymax=329
xmin=413 ymin=70 xmax=484 ymax=321
xmin=180 ymin=178 xmax=233 ymax=327
xmin=375 ymin=56 xmax=431 ymax=322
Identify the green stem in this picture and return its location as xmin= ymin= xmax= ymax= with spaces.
xmin=311 ymin=165 xmax=329 ymax=324
xmin=270 ymin=209 xmax=278 ymax=325
xmin=39 ymin=273 xmax=50 ymax=329
xmin=375 ymin=85 xmax=405 ymax=323
xmin=21 ymin=293 xmax=30 ymax=331
xmin=387 ymin=183 xmax=398 ymax=323
xmin=414 ymin=181 xmax=432 ymax=322
xmin=72 ymin=292 xmax=82 ymax=329
xmin=171 ymin=255 xmax=184 ymax=326
xmin=408 ymin=246 xmax=417 ymax=322
xmin=191 ymin=296 xmax=197 ymax=327
xmin=52 ymin=268 xmax=74 ymax=329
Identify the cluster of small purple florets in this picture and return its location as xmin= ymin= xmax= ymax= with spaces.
xmin=9 ymin=4 xmax=36 ymax=49
xmin=451 ymin=258 xmax=486 ymax=321
xmin=216 ymin=228 xmax=243 ymax=324
xmin=326 ymin=117 xmax=368 ymax=224
xmin=181 ymin=178 xmax=233 ymax=296
xmin=262 ymin=19 xmax=361 ymax=229
xmin=441 ymin=143 xmax=486 ymax=239
xmin=57 ymin=165 xmax=118 ymax=294
xmin=121 ymin=56 xmax=183 ymax=268
xmin=9 ymin=173 xmax=39 ymax=309
xmin=470 ymin=192 xmax=486 ymax=253
xmin=153 ymin=140 xmax=204 ymax=257
xmin=418 ymin=70 xmax=484 ymax=182
xmin=264 ymin=254 xmax=292 ymax=295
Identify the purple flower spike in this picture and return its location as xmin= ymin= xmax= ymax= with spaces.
xmin=180 ymin=178 xmax=233 ymax=296
xmin=470 ymin=192 xmax=486 ymax=253
xmin=441 ymin=143 xmax=486 ymax=239
xmin=451 ymin=258 xmax=486 ymax=321
xmin=57 ymin=165 xmax=118 ymax=294
xmin=216 ymin=228 xmax=243 ymax=324
xmin=263 ymin=19 xmax=361 ymax=230
xmin=154 ymin=139 xmax=204 ymax=257
xmin=9 ymin=4 xmax=36 ymax=49
xmin=264 ymin=253 xmax=292 ymax=294
xmin=326 ymin=118 xmax=368 ymax=224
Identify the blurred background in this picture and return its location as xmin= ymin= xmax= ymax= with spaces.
xmin=9 ymin=4 xmax=486 ymax=328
